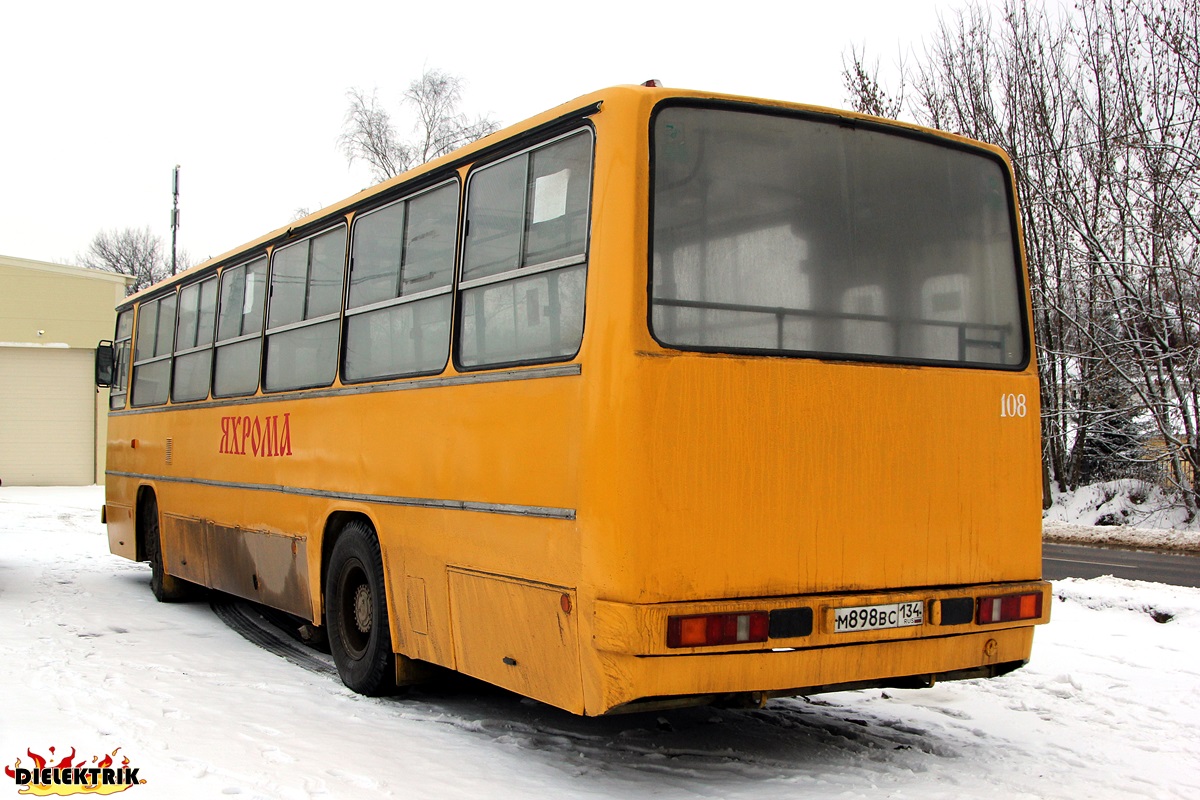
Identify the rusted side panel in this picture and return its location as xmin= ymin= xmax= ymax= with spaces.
xmin=207 ymin=524 xmax=312 ymax=619
xmin=158 ymin=513 xmax=313 ymax=620
xmin=162 ymin=514 xmax=210 ymax=586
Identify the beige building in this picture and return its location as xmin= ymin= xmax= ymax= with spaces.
xmin=0 ymin=255 xmax=132 ymax=485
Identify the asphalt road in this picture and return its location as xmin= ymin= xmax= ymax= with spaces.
xmin=1043 ymin=542 xmax=1200 ymax=588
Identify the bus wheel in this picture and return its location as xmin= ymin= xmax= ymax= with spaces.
xmin=326 ymin=521 xmax=395 ymax=695
xmin=142 ymin=494 xmax=192 ymax=603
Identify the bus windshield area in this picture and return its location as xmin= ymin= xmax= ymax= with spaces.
xmin=650 ymin=105 xmax=1027 ymax=368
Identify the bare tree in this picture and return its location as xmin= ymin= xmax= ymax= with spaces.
xmin=339 ymin=68 xmax=499 ymax=182
xmin=841 ymin=45 xmax=905 ymax=119
xmin=403 ymin=69 xmax=498 ymax=163
xmin=80 ymin=227 xmax=176 ymax=295
xmin=339 ymin=89 xmax=411 ymax=182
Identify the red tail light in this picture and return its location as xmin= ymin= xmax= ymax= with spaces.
xmin=977 ymin=592 xmax=1043 ymax=624
xmin=667 ymin=612 xmax=769 ymax=648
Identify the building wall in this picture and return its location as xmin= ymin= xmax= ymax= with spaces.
xmin=0 ymin=255 xmax=131 ymax=485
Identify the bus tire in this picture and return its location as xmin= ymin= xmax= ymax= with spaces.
xmin=326 ymin=521 xmax=395 ymax=696
xmin=142 ymin=493 xmax=193 ymax=603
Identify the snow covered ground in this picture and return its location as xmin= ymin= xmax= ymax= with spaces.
xmin=2 ymin=485 xmax=1199 ymax=799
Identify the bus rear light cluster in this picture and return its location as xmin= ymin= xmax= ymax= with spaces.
xmin=667 ymin=612 xmax=769 ymax=648
xmin=977 ymin=592 xmax=1043 ymax=624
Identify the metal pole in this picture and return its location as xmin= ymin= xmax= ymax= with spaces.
xmin=171 ymin=165 xmax=180 ymax=275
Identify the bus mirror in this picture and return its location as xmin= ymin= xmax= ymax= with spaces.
xmin=95 ymin=340 xmax=115 ymax=387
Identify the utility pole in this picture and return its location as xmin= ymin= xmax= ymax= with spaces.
xmin=170 ymin=165 xmax=181 ymax=275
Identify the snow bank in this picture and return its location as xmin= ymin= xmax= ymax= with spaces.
xmin=1044 ymin=520 xmax=1200 ymax=553
xmin=1045 ymin=479 xmax=1197 ymax=529
xmin=1054 ymin=575 xmax=1200 ymax=625
xmin=1044 ymin=479 xmax=1200 ymax=552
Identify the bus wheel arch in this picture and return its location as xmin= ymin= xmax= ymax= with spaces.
xmin=136 ymin=486 xmax=192 ymax=602
xmin=324 ymin=518 xmax=396 ymax=695
xmin=320 ymin=511 xmax=372 ymax=605
xmin=134 ymin=485 xmax=155 ymax=562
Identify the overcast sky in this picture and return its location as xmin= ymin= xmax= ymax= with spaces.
xmin=1 ymin=0 xmax=958 ymax=269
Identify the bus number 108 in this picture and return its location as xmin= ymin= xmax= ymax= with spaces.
xmin=1000 ymin=393 xmax=1027 ymax=418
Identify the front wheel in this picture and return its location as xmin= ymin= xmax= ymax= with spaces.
xmin=326 ymin=521 xmax=395 ymax=695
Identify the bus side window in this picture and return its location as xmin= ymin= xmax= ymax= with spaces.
xmin=172 ymin=276 xmax=218 ymax=402
xmin=458 ymin=129 xmax=592 ymax=369
xmin=343 ymin=181 xmax=458 ymax=382
xmin=213 ymin=258 xmax=267 ymax=398
xmin=109 ymin=309 xmax=134 ymax=410
xmin=131 ymin=293 xmax=177 ymax=407
xmin=264 ymin=227 xmax=347 ymax=392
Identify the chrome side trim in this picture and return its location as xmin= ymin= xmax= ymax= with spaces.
xmin=105 ymin=470 xmax=576 ymax=521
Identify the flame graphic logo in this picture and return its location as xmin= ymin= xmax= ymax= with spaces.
xmin=3 ymin=748 xmax=145 ymax=796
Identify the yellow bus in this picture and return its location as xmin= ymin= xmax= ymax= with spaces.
xmin=96 ymin=84 xmax=1050 ymax=716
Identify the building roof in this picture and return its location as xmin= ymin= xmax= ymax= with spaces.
xmin=0 ymin=253 xmax=134 ymax=287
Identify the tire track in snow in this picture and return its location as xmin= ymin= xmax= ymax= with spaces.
xmin=210 ymin=599 xmax=337 ymax=679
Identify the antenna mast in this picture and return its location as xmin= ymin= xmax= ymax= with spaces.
xmin=171 ymin=165 xmax=181 ymax=275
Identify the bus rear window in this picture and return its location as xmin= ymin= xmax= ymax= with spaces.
xmin=650 ymin=106 xmax=1027 ymax=368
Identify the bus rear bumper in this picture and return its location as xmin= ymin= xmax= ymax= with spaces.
xmin=587 ymin=581 xmax=1049 ymax=714
xmin=593 ymin=625 xmax=1036 ymax=715
xmin=593 ymin=581 xmax=1050 ymax=656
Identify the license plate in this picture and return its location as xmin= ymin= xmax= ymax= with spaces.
xmin=833 ymin=601 xmax=924 ymax=633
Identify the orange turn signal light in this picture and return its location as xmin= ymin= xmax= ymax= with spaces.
xmin=977 ymin=592 xmax=1043 ymax=624
xmin=667 ymin=612 xmax=769 ymax=648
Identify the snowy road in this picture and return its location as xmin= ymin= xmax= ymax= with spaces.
xmin=3 ymin=486 xmax=1199 ymax=799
